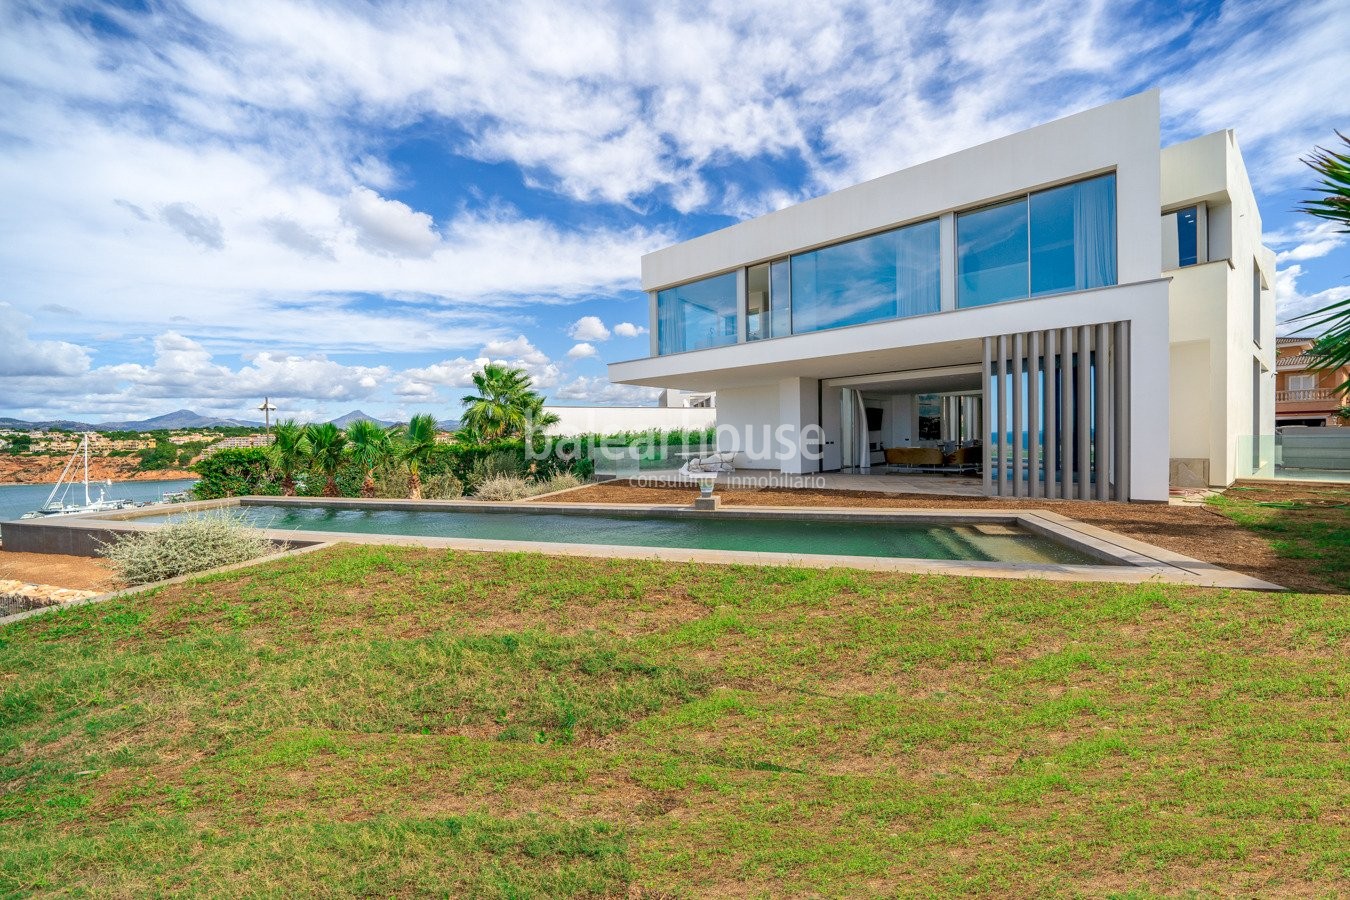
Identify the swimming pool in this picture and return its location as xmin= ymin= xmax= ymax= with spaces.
xmin=135 ymin=503 xmax=1106 ymax=566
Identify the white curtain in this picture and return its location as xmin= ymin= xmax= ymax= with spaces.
xmin=1074 ymin=174 xmax=1117 ymax=289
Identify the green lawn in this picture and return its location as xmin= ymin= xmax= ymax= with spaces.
xmin=1208 ymin=484 xmax=1350 ymax=592
xmin=2 ymin=546 xmax=1347 ymax=896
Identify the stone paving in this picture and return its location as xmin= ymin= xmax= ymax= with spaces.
xmin=0 ymin=579 xmax=99 ymax=617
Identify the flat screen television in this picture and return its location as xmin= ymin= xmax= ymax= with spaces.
xmin=865 ymin=407 xmax=883 ymax=432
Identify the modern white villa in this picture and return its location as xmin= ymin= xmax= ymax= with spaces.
xmin=609 ymin=91 xmax=1276 ymax=502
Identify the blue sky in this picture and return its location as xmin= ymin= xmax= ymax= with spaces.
xmin=0 ymin=0 xmax=1347 ymax=424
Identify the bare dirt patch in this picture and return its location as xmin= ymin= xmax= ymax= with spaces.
xmin=540 ymin=481 xmax=1342 ymax=593
xmin=0 ymin=549 xmax=121 ymax=593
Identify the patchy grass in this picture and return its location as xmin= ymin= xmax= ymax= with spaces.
xmin=1208 ymin=484 xmax=1350 ymax=592
xmin=2 ymin=545 xmax=1347 ymax=896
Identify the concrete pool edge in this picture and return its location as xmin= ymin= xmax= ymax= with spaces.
xmin=0 ymin=496 xmax=1284 ymax=591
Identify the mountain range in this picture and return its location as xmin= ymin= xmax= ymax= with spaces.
xmin=0 ymin=409 xmax=408 ymax=432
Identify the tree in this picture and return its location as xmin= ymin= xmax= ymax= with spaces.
xmin=270 ymin=420 xmax=309 ymax=497
xmin=305 ymin=422 xmax=347 ymax=498
xmin=460 ymin=364 xmax=558 ymax=440
xmin=346 ymin=419 xmax=391 ymax=498
xmin=1293 ymin=131 xmax=1350 ymax=391
xmin=399 ymin=413 xmax=439 ymax=500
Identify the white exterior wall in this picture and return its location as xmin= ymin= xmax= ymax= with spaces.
xmin=1161 ymin=131 xmax=1277 ymax=486
xmin=713 ymin=383 xmax=781 ymax=468
xmin=542 ymin=405 xmax=715 ymax=436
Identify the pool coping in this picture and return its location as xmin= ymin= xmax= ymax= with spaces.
xmin=0 ymin=496 xmax=1284 ymax=591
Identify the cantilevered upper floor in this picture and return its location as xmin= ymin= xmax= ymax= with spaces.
xmin=613 ymin=90 xmax=1164 ymax=387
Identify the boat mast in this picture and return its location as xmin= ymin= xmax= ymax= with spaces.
xmin=42 ymin=439 xmax=82 ymax=510
xmin=83 ymin=432 xmax=91 ymax=507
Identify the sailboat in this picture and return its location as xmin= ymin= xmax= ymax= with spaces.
xmin=19 ymin=433 xmax=140 ymax=519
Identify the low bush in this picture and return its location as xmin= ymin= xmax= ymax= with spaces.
xmin=472 ymin=474 xmax=534 ymax=501
xmin=471 ymin=472 xmax=583 ymax=501
xmin=98 ymin=513 xmax=278 ymax=585
xmin=536 ymin=472 xmax=583 ymax=495
xmin=465 ymin=450 xmax=527 ymax=493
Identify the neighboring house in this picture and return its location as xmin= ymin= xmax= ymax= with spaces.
xmin=199 ymin=434 xmax=274 ymax=455
xmin=1274 ymin=337 xmax=1349 ymax=428
xmin=609 ymin=91 xmax=1276 ymax=501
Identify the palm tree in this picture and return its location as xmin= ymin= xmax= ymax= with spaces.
xmin=305 ymin=422 xmax=347 ymax=497
xmin=460 ymin=364 xmax=555 ymax=440
xmin=399 ymin=413 xmax=439 ymax=500
xmin=1293 ymin=131 xmax=1350 ymax=391
xmin=524 ymin=394 xmax=560 ymax=435
xmin=346 ymin=419 xmax=391 ymax=498
xmin=270 ymin=420 xmax=308 ymax=496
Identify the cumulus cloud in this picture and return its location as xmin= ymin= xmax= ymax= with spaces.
xmin=567 ymin=342 xmax=598 ymax=359
xmin=340 ymin=187 xmax=440 ymax=258
xmin=0 ymin=303 xmax=91 ymax=377
xmin=0 ymin=319 xmax=397 ymax=420
xmin=105 ymin=331 xmax=389 ymax=401
xmin=1266 ymin=220 xmax=1347 ymax=264
xmin=1276 ymin=264 xmax=1350 ymax=332
xmin=159 ymin=202 xmax=224 ymax=250
xmin=567 ymin=315 xmax=611 ymax=342
xmin=554 ymin=376 xmax=661 ymax=405
xmin=399 ymin=335 xmax=562 ymax=400
xmin=482 ymin=335 xmax=550 ymax=366
xmin=612 ymin=322 xmax=646 ymax=338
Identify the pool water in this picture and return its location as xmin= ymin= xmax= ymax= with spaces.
xmin=140 ymin=505 xmax=1104 ymax=566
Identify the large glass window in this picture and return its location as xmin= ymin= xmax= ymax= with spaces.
xmin=957 ymin=199 xmax=1028 ymax=308
xmin=790 ymin=219 xmax=939 ymax=334
xmin=958 ymin=172 xmax=1116 ymax=308
xmin=656 ymin=271 xmax=738 ymax=355
xmin=1029 ymin=174 xmax=1117 ymax=295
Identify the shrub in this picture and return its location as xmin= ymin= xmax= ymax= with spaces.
xmin=192 ymin=448 xmax=277 ymax=499
xmin=465 ymin=450 xmax=528 ymax=492
xmin=537 ymin=472 xmax=583 ymax=495
xmin=98 ymin=512 xmax=278 ymax=585
xmin=472 ymin=474 xmax=534 ymax=501
xmin=471 ymin=472 xmax=583 ymax=501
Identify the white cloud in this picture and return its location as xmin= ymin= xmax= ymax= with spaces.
xmin=612 ymin=321 xmax=646 ymax=338
xmin=482 ymin=334 xmax=550 ymax=366
xmin=106 ymin=331 xmax=390 ymax=401
xmin=567 ymin=342 xmax=598 ymax=359
xmin=1266 ymin=220 xmax=1348 ymax=264
xmin=399 ymin=334 xmax=563 ymax=401
xmin=567 ymin=315 xmax=611 ymax=342
xmin=0 ymin=303 xmax=91 ymax=377
xmin=0 ymin=320 xmax=395 ymax=420
xmin=554 ymin=375 xmax=661 ymax=405
xmin=340 ymin=186 xmax=440 ymax=258
xmin=1276 ymin=264 xmax=1350 ymax=333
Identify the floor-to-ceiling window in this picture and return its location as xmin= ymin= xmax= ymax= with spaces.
xmin=958 ymin=173 xmax=1117 ymax=308
xmin=790 ymin=218 xmax=940 ymax=334
xmin=656 ymin=271 xmax=738 ymax=355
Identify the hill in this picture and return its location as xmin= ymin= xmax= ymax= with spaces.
xmin=327 ymin=410 xmax=398 ymax=428
xmin=0 ymin=409 xmax=260 ymax=432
